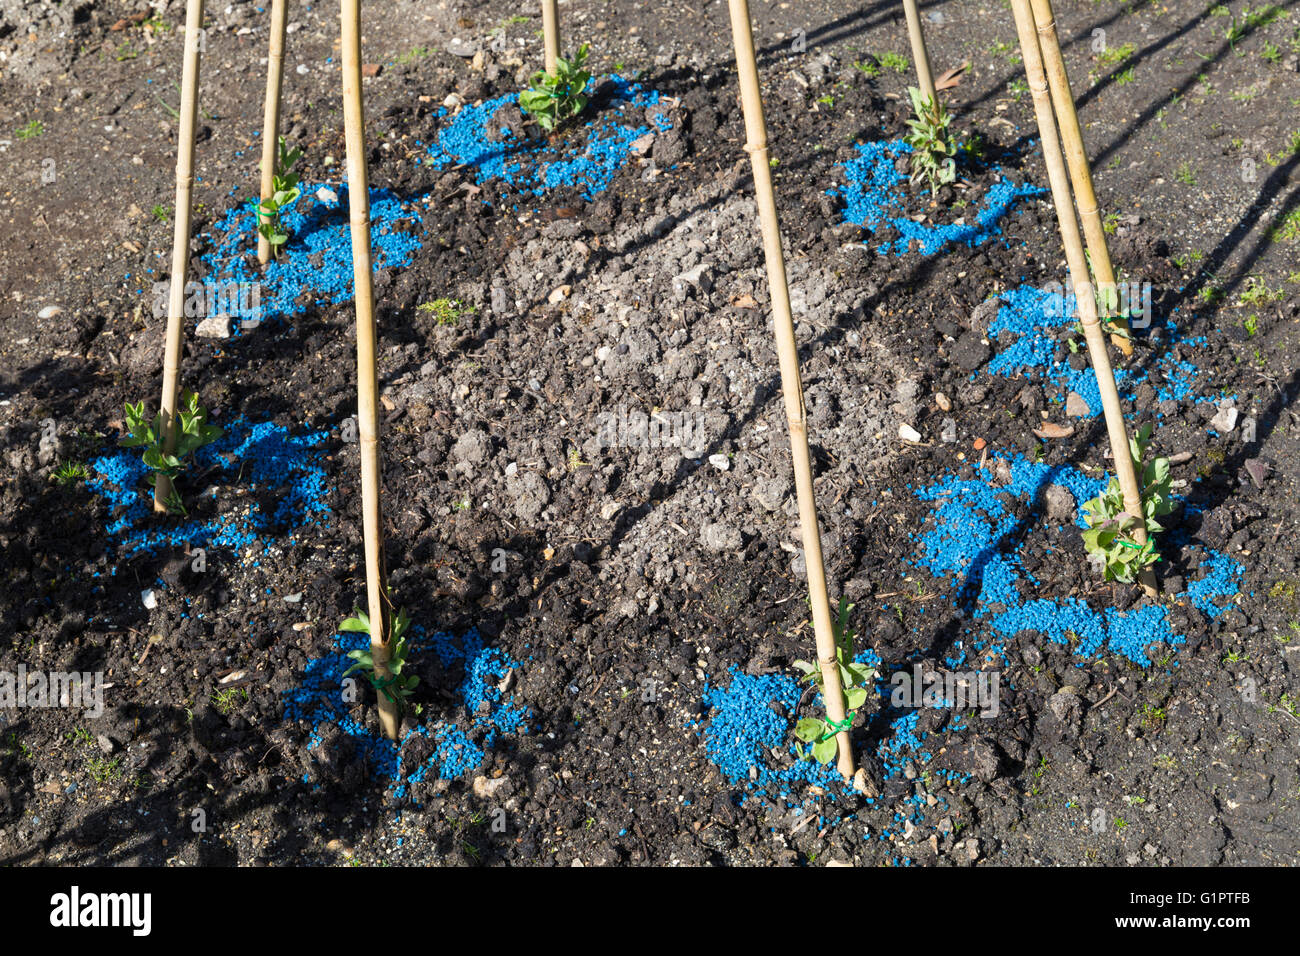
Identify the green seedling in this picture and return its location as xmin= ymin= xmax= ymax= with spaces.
xmin=877 ymin=51 xmax=910 ymax=73
xmin=341 ymin=606 xmax=419 ymax=713
xmin=1081 ymin=424 xmax=1175 ymax=582
xmin=51 ymin=462 xmax=90 ymax=486
xmin=250 ymin=136 xmax=303 ymax=255
xmin=86 ymin=755 xmax=123 ymax=783
xmin=1095 ymin=42 xmax=1136 ymax=66
xmin=16 ymin=119 xmax=43 ymax=140
xmin=1238 ymin=278 xmax=1283 ymax=306
xmin=1269 ymin=208 xmax=1300 ymax=242
xmin=418 ymin=298 xmax=475 ymax=325
xmin=904 ymin=86 xmax=957 ymax=198
xmin=119 ymin=389 xmax=222 ymax=488
xmin=396 ymin=45 xmax=432 ymax=65
xmin=792 ymin=597 xmax=876 ymax=765
xmin=520 ymin=43 xmax=591 ymax=132
xmin=211 ymin=687 xmax=249 ymax=715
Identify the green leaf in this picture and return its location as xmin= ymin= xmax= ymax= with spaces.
xmin=846 ymin=663 xmax=874 ymax=686
xmin=838 ymin=662 xmax=855 ymax=690
xmin=812 ymin=736 xmax=837 ymax=765
xmin=392 ymin=607 xmax=412 ymax=642
xmin=340 ymin=611 xmax=371 ymax=634
xmin=846 ymin=686 xmax=868 ymax=709
xmin=794 ymin=718 xmax=824 ymax=743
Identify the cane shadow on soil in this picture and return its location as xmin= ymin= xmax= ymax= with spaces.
xmin=1181 ymin=152 xmax=1300 ymax=303
xmin=599 ymin=235 xmax=952 ymax=564
xmin=937 ymin=0 xmax=1286 ymax=199
xmin=1088 ymin=2 xmax=1299 ymax=173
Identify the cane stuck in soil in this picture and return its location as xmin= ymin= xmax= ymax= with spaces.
xmin=726 ymin=0 xmax=856 ymax=779
xmin=155 ymin=0 xmax=206 ymax=514
xmin=1010 ymin=0 xmax=1157 ymax=597
xmin=1029 ymin=0 xmax=1133 ymax=356
xmin=257 ymin=0 xmax=290 ymax=265
xmin=341 ymin=0 xmax=400 ymax=739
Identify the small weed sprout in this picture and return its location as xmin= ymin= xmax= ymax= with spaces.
xmin=119 ymin=390 xmax=222 ymax=506
xmin=341 ymin=607 xmax=419 ymax=713
xmin=250 ymin=136 xmax=303 ymax=255
xmin=1081 ymin=424 xmax=1175 ymax=582
xmin=904 ymin=87 xmax=958 ymax=198
xmin=211 ymin=687 xmax=249 ymax=715
xmin=520 ymin=43 xmax=592 ymax=131
xmin=877 ymin=51 xmax=910 ymax=73
xmin=87 ymin=756 xmax=123 ymax=783
xmin=1270 ymin=208 xmax=1300 ymax=242
xmin=1096 ymin=42 xmax=1137 ymax=67
xmin=51 ymin=462 xmax=90 ymax=486
xmin=792 ymin=597 xmax=875 ymax=765
xmin=418 ymin=298 xmax=475 ymax=325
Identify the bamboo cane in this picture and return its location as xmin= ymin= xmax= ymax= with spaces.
xmin=541 ymin=0 xmax=560 ymax=75
xmin=1010 ymin=0 xmax=1157 ymax=598
xmin=901 ymin=0 xmax=936 ymax=104
xmin=726 ymin=0 xmax=855 ymax=779
xmin=257 ymin=0 xmax=289 ymax=265
xmin=342 ymin=0 xmax=400 ymax=739
xmin=1028 ymin=0 xmax=1132 ymax=356
xmin=155 ymin=0 xmax=205 ymax=513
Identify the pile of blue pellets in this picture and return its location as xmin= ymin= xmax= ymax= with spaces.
xmin=986 ymin=284 xmax=1224 ymax=417
xmin=696 ymin=450 xmax=1242 ymax=855
xmin=200 ymin=182 xmax=422 ymax=330
xmin=419 ymin=74 xmax=671 ymax=202
xmin=829 ymin=138 xmax=1043 ymax=255
xmin=283 ymin=626 xmax=530 ymax=798
xmin=86 ymin=417 xmax=331 ymax=563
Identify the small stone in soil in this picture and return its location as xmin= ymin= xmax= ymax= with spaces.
xmin=1065 ymin=391 xmax=1090 ymax=417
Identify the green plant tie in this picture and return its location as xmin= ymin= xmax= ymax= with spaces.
xmin=365 ymin=671 xmax=401 ymax=702
xmin=820 ymin=715 xmax=854 ymax=740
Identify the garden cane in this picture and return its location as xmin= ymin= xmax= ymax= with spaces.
xmin=726 ymin=0 xmax=857 ymax=779
xmin=156 ymin=0 xmax=205 ymax=514
xmin=902 ymin=0 xmax=936 ymax=104
xmin=257 ymin=0 xmax=290 ymax=265
xmin=1010 ymin=0 xmax=1157 ymax=598
xmin=342 ymin=0 xmax=400 ymax=739
xmin=542 ymin=0 xmax=560 ymax=75
xmin=1029 ymin=0 xmax=1132 ymax=357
